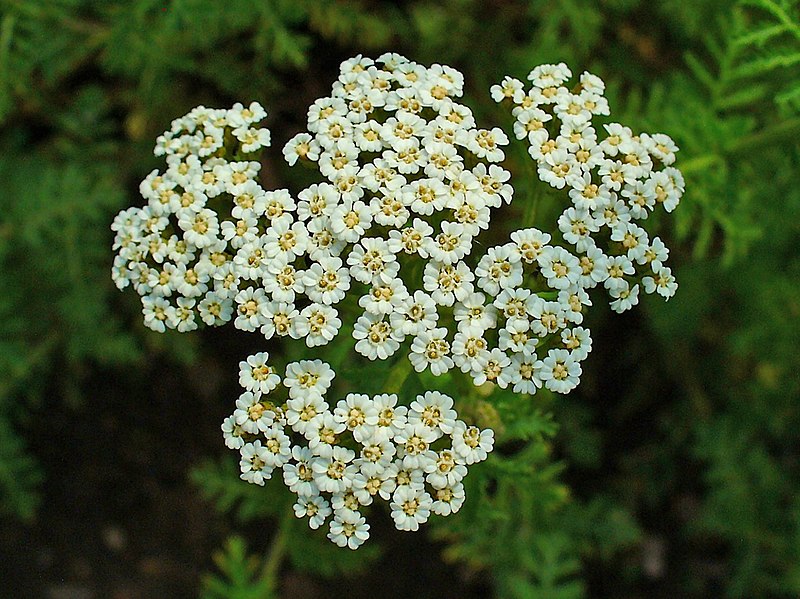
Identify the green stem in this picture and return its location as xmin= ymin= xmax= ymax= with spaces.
xmin=383 ymin=356 xmax=413 ymax=395
xmin=259 ymin=509 xmax=291 ymax=595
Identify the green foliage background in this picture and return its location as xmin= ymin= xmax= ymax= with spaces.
xmin=1 ymin=0 xmax=798 ymax=597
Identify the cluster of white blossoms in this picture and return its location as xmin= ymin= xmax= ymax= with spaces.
xmin=110 ymin=101 xmax=276 ymax=333
xmin=492 ymin=63 xmax=682 ymax=312
xmin=278 ymin=53 xmax=594 ymax=395
xmin=112 ymin=54 xmax=684 ymax=549
xmin=222 ymin=354 xmax=493 ymax=549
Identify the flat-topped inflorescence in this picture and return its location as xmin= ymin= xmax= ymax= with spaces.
xmin=492 ymin=63 xmax=681 ymax=312
xmin=223 ymin=353 xmax=494 ymax=549
xmin=111 ymin=54 xmax=684 ymax=549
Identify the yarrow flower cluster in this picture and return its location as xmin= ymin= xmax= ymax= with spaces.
xmin=112 ymin=54 xmax=684 ymax=548
xmin=223 ymin=354 xmax=493 ymax=549
xmin=110 ymin=101 xmax=276 ymax=333
xmin=492 ymin=64 xmax=681 ymax=312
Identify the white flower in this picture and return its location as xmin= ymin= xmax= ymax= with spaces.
xmin=603 ymin=255 xmax=635 ymax=293
xmin=352 ymin=468 xmax=396 ymax=503
xmin=283 ymin=132 xmax=321 ymax=165
xmin=609 ymin=279 xmax=641 ymax=313
xmin=294 ymin=494 xmax=331 ymax=530
xmin=408 ymin=391 xmax=457 ymax=434
xmin=286 ymin=394 xmax=329 ymax=436
xmin=431 ymin=482 xmax=466 ymax=516
xmin=562 ymin=326 xmax=593 ymax=361
xmin=312 ymin=445 xmax=356 ymax=493
xmin=402 ymin=178 xmax=450 ymax=215
xmin=390 ymin=290 xmax=438 ymax=337
xmin=611 ymin=222 xmax=649 ymax=263
xmin=451 ymin=421 xmax=494 ymax=465
xmin=359 ymin=278 xmax=409 ymax=316
xmin=328 ymin=510 xmax=370 ymax=550
xmin=491 ymin=76 xmax=525 ymax=103
xmin=422 ymin=261 xmax=474 ymax=307
xmin=558 ymin=288 xmax=591 ymax=324
xmin=263 ymin=214 xmax=309 ymax=261
xmin=302 ymin=256 xmax=351 ymax=305
xmin=371 ymin=393 xmax=408 ymax=441
xmin=643 ymin=266 xmax=678 ymax=299
xmin=238 ymin=352 xmax=281 ymax=394
xmin=329 ymin=200 xmax=373 ymax=243
xmin=234 ymin=125 xmax=271 ymax=153
xmin=166 ymin=296 xmax=198 ymax=332
xmin=503 ymin=353 xmax=541 ymax=394
xmin=261 ymin=426 xmax=292 ymax=469
xmin=467 ymin=127 xmax=509 ymax=162
xmin=527 ymin=62 xmax=572 ymax=87
xmin=426 ymin=449 xmax=467 ymax=489
xmin=470 ymin=348 xmax=511 ymax=387
xmin=558 ymin=207 xmax=600 ymax=253
xmin=395 ymin=422 xmax=440 ymax=470
xmin=294 ymin=304 xmax=341 ymax=347
xmin=347 ymin=237 xmax=398 ymax=285
xmin=353 ymin=312 xmax=402 ymax=360
xmin=535 ymin=348 xmax=582 ymax=393
xmin=331 ymin=489 xmax=369 ymax=516
xmin=387 ymin=218 xmax=435 ymax=255
xmin=510 ymin=228 xmax=551 ymax=264
xmin=260 ymin=301 xmax=298 ymax=339
xmin=409 ymin=327 xmax=454 ymax=376
xmin=476 ymin=244 xmax=523 ymax=296
xmin=537 ymin=246 xmax=581 ymax=290
xmin=233 ymin=390 xmax=275 ymax=434
xmin=333 ymin=394 xmax=380 ymax=442
xmin=453 ymin=292 xmax=497 ymax=335
xmin=640 ymin=237 xmax=670 ymax=270
xmin=387 ymin=459 xmax=426 ymax=492
xmin=233 ymin=238 xmax=268 ymax=281
xmin=528 ymin=299 xmax=566 ymax=338
xmin=641 ymin=132 xmax=678 ymax=166
xmin=284 ymin=360 xmax=335 ymax=400
xmin=234 ymin=287 xmax=269 ymax=332
xmin=227 ymin=101 xmax=267 ymax=128
xmin=239 ymin=441 xmax=273 ymax=485
xmin=452 ymin=332 xmax=489 ymax=373
xmin=221 ymin=416 xmax=245 ymax=450
xmin=178 ymin=208 xmax=219 ymax=248
xmin=577 ymin=246 xmax=609 ymax=289
xmin=424 ymin=221 xmax=473 ymax=265
xmin=498 ymin=319 xmax=538 ymax=355
xmin=142 ymin=296 xmax=170 ymax=332
xmin=390 ymin=486 xmax=433 ymax=532
xmin=494 ymin=288 xmax=535 ymax=322
xmin=263 ymin=257 xmax=305 ymax=304
xmin=173 ymin=265 xmax=209 ymax=299
xmin=283 ymin=446 xmax=319 ymax=497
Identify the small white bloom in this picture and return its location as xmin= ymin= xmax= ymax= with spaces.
xmin=451 ymin=421 xmax=494 ymax=465
xmin=238 ymin=352 xmax=281 ymax=394
xmin=409 ymin=327 xmax=454 ymax=376
xmin=390 ymin=486 xmax=433 ymax=532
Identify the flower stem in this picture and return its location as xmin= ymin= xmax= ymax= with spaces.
xmin=383 ymin=356 xmax=413 ymax=395
xmin=260 ymin=508 xmax=292 ymax=595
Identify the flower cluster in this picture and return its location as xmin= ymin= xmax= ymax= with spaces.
xmin=492 ymin=64 xmax=681 ymax=312
xmin=222 ymin=354 xmax=493 ymax=549
xmin=279 ymin=54 xmax=593 ymax=395
xmin=112 ymin=55 xmax=684 ymax=550
xmin=111 ymin=102 xmax=275 ymax=332
xmin=279 ymin=51 xmax=519 ymax=363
